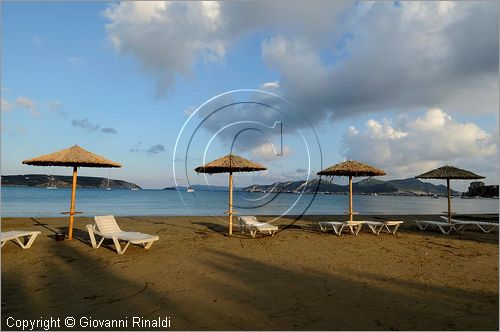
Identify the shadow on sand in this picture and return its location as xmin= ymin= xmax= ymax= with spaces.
xmin=2 ymin=237 xmax=498 ymax=330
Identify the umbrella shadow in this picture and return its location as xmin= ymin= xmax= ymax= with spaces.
xmin=30 ymin=217 xmax=60 ymax=236
xmin=1 ymin=240 xmax=192 ymax=330
xmin=191 ymin=221 xmax=287 ymax=239
xmin=2 ymin=229 xmax=498 ymax=330
xmin=193 ymin=248 xmax=498 ymax=330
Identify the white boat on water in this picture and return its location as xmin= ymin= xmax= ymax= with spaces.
xmin=187 ymin=187 xmax=195 ymax=193
xmin=131 ymin=188 xmax=140 ymax=191
xmin=47 ymin=175 xmax=57 ymax=189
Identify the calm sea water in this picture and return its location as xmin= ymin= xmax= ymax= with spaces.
xmin=1 ymin=187 xmax=498 ymax=218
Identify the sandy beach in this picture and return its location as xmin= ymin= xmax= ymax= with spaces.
xmin=1 ymin=214 xmax=498 ymax=331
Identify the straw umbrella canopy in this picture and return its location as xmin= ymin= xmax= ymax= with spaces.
xmin=416 ymin=165 xmax=484 ymax=223
xmin=317 ymin=160 xmax=386 ymax=222
xmin=22 ymin=145 xmax=122 ymax=240
xmin=195 ymin=154 xmax=266 ymax=235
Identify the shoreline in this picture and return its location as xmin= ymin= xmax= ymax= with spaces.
xmin=2 ymin=215 xmax=498 ymax=330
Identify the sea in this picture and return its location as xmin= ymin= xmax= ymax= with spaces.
xmin=1 ymin=187 xmax=498 ymax=218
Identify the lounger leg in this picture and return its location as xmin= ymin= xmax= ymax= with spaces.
xmin=391 ymin=224 xmax=400 ymax=235
xmin=367 ymin=225 xmax=376 ymax=234
xmin=319 ymin=223 xmax=327 ymax=232
xmin=348 ymin=225 xmax=355 ymax=235
xmin=478 ymin=225 xmax=495 ymax=233
xmin=87 ymin=225 xmax=98 ymax=248
xmin=384 ymin=224 xmax=400 ymax=235
xmin=437 ymin=225 xmax=452 ymax=235
xmin=112 ymin=237 xmax=128 ymax=254
xmin=96 ymin=237 xmax=104 ymax=248
xmin=250 ymin=230 xmax=257 ymax=238
xmin=354 ymin=224 xmax=362 ymax=236
xmin=1 ymin=241 xmax=5 ymax=248
xmin=144 ymin=241 xmax=154 ymax=250
xmin=12 ymin=234 xmax=37 ymax=249
xmin=454 ymin=224 xmax=466 ymax=234
xmin=21 ymin=233 xmax=40 ymax=249
xmin=14 ymin=237 xmax=26 ymax=248
xmin=416 ymin=222 xmax=427 ymax=231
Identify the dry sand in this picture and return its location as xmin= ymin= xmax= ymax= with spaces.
xmin=1 ymin=215 xmax=498 ymax=331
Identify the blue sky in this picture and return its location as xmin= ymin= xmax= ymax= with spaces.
xmin=2 ymin=2 xmax=498 ymax=190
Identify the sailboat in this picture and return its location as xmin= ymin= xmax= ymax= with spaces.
xmin=105 ymin=177 xmax=111 ymax=190
xmin=47 ymin=173 xmax=57 ymax=189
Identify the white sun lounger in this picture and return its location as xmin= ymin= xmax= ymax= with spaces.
xmin=87 ymin=215 xmax=159 ymax=254
xmin=238 ymin=216 xmax=278 ymax=237
xmin=318 ymin=221 xmax=364 ymax=236
xmin=439 ymin=216 xmax=499 ymax=233
xmin=1 ymin=231 xmax=41 ymax=249
xmin=415 ymin=220 xmax=458 ymax=235
xmin=364 ymin=220 xmax=403 ymax=235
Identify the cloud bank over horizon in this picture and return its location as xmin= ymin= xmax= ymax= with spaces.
xmin=342 ymin=108 xmax=498 ymax=181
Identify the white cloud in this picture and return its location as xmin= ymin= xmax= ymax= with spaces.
xmin=103 ymin=1 xmax=348 ymax=97
xmin=260 ymin=81 xmax=280 ymax=90
xmin=1 ymin=98 xmax=12 ymax=112
xmin=342 ymin=108 xmax=498 ymax=182
xmin=15 ymin=96 xmax=41 ymax=117
xmin=183 ymin=106 xmax=195 ymax=117
xmin=104 ymin=1 xmax=226 ymax=98
xmin=15 ymin=96 xmax=35 ymax=110
xmin=250 ymin=142 xmax=291 ymax=161
xmin=67 ymin=57 xmax=86 ymax=66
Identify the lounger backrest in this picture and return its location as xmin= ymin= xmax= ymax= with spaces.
xmin=239 ymin=216 xmax=259 ymax=225
xmin=94 ymin=215 xmax=122 ymax=234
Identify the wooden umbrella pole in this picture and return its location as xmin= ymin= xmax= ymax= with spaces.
xmin=447 ymin=178 xmax=451 ymax=224
xmin=68 ymin=166 xmax=78 ymax=240
xmin=349 ymin=175 xmax=353 ymax=222
xmin=228 ymin=172 xmax=233 ymax=235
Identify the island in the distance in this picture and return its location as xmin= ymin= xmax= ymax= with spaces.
xmin=1 ymin=174 xmax=141 ymax=190
xmin=165 ymin=178 xmax=460 ymax=196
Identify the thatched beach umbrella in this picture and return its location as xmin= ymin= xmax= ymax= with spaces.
xmin=416 ymin=165 xmax=484 ymax=223
xmin=195 ymin=154 xmax=266 ymax=235
xmin=22 ymin=145 xmax=121 ymax=240
xmin=317 ymin=160 xmax=386 ymax=222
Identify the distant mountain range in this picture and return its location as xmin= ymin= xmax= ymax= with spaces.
xmin=244 ymin=177 xmax=458 ymax=196
xmin=1 ymin=175 xmax=459 ymax=195
xmin=164 ymin=185 xmax=242 ymax=191
xmin=1 ymin=174 xmax=141 ymax=190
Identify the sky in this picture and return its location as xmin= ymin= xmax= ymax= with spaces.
xmin=1 ymin=1 xmax=498 ymax=191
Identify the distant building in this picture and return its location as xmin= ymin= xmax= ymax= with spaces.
xmin=468 ymin=181 xmax=499 ymax=197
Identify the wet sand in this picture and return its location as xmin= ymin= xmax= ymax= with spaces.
xmin=1 ymin=215 xmax=498 ymax=330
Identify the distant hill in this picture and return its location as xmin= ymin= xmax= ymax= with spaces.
xmin=244 ymin=177 xmax=458 ymax=196
xmin=1 ymin=174 xmax=141 ymax=189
